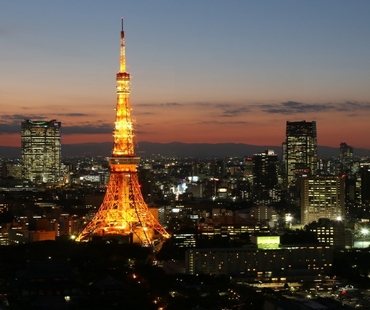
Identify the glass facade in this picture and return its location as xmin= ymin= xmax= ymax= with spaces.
xmin=21 ymin=119 xmax=61 ymax=184
xmin=285 ymin=121 xmax=317 ymax=187
xmin=300 ymin=175 xmax=345 ymax=225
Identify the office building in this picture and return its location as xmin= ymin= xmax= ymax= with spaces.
xmin=339 ymin=142 xmax=353 ymax=159
xmin=339 ymin=142 xmax=354 ymax=173
xmin=21 ymin=119 xmax=61 ymax=184
xmin=172 ymin=228 xmax=197 ymax=248
xmin=305 ymin=218 xmax=351 ymax=249
xmin=300 ymin=175 xmax=345 ymax=226
xmin=252 ymin=150 xmax=278 ymax=203
xmin=186 ymin=236 xmax=333 ymax=281
xmin=1 ymin=161 xmax=22 ymax=179
xmin=285 ymin=121 xmax=317 ymax=187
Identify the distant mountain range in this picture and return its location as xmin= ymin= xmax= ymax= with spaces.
xmin=1 ymin=141 xmax=370 ymax=159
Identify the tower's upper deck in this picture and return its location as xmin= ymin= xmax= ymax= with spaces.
xmin=112 ymin=19 xmax=135 ymax=157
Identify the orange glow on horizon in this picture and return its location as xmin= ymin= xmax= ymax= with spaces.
xmin=1 ymin=127 xmax=370 ymax=150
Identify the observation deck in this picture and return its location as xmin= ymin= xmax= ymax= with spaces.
xmin=108 ymin=157 xmax=140 ymax=165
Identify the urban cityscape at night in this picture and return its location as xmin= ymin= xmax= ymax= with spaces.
xmin=1 ymin=1 xmax=370 ymax=310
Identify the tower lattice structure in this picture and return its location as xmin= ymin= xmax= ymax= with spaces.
xmin=76 ymin=20 xmax=170 ymax=245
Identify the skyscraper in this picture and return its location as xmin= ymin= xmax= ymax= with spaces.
xmin=339 ymin=142 xmax=354 ymax=173
xmin=21 ymin=119 xmax=61 ymax=184
xmin=252 ymin=150 xmax=278 ymax=203
xmin=285 ymin=121 xmax=317 ymax=187
xmin=339 ymin=142 xmax=353 ymax=160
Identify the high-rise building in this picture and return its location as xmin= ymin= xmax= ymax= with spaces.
xmin=300 ymin=175 xmax=345 ymax=226
xmin=21 ymin=119 xmax=61 ymax=184
xmin=76 ymin=20 xmax=170 ymax=246
xmin=252 ymin=149 xmax=278 ymax=203
xmin=339 ymin=142 xmax=353 ymax=161
xmin=339 ymin=142 xmax=354 ymax=173
xmin=285 ymin=121 xmax=317 ymax=187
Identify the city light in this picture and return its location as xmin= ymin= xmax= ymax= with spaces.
xmin=2 ymin=4 xmax=370 ymax=310
xmin=285 ymin=214 xmax=292 ymax=222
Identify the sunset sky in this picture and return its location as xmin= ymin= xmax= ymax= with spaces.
xmin=1 ymin=1 xmax=370 ymax=149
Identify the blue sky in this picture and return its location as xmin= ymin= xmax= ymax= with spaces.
xmin=1 ymin=1 xmax=370 ymax=148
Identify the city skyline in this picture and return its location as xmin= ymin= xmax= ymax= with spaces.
xmin=1 ymin=1 xmax=370 ymax=149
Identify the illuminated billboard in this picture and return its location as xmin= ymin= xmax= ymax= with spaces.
xmin=256 ymin=236 xmax=280 ymax=249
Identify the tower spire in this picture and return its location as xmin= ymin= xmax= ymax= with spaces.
xmin=113 ymin=17 xmax=133 ymax=157
xmin=120 ymin=17 xmax=126 ymax=73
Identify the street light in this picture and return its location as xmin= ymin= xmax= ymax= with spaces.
xmin=285 ymin=214 xmax=293 ymax=228
xmin=361 ymin=228 xmax=369 ymax=248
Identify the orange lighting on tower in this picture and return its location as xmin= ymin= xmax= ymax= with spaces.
xmin=76 ymin=19 xmax=170 ymax=246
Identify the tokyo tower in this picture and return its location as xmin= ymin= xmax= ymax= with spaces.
xmin=76 ymin=20 xmax=170 ymax=246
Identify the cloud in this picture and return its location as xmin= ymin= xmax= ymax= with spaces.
xmin=62 ymin=123 xmax=112 ymax=135
xmin=134 ymin=130 xmax=155 ymax=135
xmin=194 ymin=102 xmax=211 ymax=106
xmin=135 ymin=103 xmax=154 ymax=107
xmin=259 ymin=101 xmax=330 ymax=114
xmin=0 ymin=114 xmax=46 ymax=121
xmin=136 ymin=100 xmax=359 ymax=118
xmin=0 ymin=119 xmax=113 ymax=135
xmin=0 ymin=116 xmax=48 ymax=134
xmin=186 ymin=100 xmax=370 ymax=118
xmin=0 ymin=122 xmax=20 ymax=134
xmin=220 ymin=106 xmax=250 ymax=117
xmin=259 ymin=100 xmax=370 ymax=115
xmin=57 ymin=113 xmax=90 ymax=117
xmin=136 ymin=102 xmax=183 ymax=107
xmin=199 ymin=120 xmax=250 ymax=125
xmin=135 ymin=111 xmax=156 ymax=115
xmin=165 ymin=102 xmax=182 ymax=106
xmin=336 ymin=101 xmax=370 ymax=112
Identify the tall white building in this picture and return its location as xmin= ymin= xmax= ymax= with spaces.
xmin=300 ymin=175 xmax=345 ymax=225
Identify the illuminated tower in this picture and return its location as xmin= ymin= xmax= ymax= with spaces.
xmin=76 ymin=20 xmax=170 ymax=245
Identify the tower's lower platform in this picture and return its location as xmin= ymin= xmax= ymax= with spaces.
xmin=76 ymin=158 xmax=170 ymax=246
